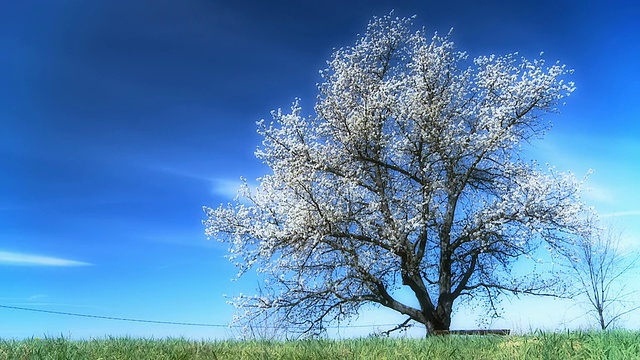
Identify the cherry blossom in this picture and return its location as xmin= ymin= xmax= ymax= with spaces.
xmin=204 ymin=14 xmax=592 ymax=336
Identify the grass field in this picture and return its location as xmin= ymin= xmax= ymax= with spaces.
xmin=1 ymin=331 xmax=639 ymax=359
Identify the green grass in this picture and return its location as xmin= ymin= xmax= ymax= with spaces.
xmin=1 ymin=331 xmax=639 ymax=359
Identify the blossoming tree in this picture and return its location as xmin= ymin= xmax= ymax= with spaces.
xmin=204 ymin=15 xmax=593 ymax=336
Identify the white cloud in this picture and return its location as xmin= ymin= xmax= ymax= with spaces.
xmin=211 ymin=178 xmax=263 ymax=206
xmin=145 ymin=164 xmax=250 ymax=200
xmin=600 ymin=211 xmax=640 ymax=219
xmin=0 ymin=251 xmax=92 ymax=267
xmin=211 ymin=178 xmax=243 ymax=199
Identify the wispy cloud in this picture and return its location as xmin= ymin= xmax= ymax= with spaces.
xmin=211 ymin=178 xmax=243 ymax=199
xmin=27 ymin=294 xmax=48 ymax=301
xmin=211 ymin=178 xmax=262 ymax=203
xmin=0 ymin=251 xmax=92 ymax=267
xmin=145 ymin=164 xmax=244 ymax=199
xmin=144 ymin=162 xmax=259 ymax=201
xmin=147 ymin=164 xmax=213 ymax=182
xmin=600 ymin=211 xmax=640 ymax=219
xmin=581 ymin=182 xmax=617 ymax=205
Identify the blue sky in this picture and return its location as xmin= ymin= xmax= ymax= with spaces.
xmin=1 ymin=0 xmax=639 ymax=339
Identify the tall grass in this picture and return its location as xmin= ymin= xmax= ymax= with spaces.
xmin=1 ymin=331 xmax=639 ymax=359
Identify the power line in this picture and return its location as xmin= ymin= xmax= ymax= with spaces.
xmin=0 ymin=305 xmax=402 ymax=329
xmin=0 ymin=305 xmax=226 ymax=327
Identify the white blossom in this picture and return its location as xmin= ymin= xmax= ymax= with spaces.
xmin=203 ymin=14 xmax=593 ymax=336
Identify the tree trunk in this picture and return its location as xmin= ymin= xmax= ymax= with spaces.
xmin=598 ymin=307 xmax=606 ymax=330
xmin=424 ymin=301 xmax=453 ymax=336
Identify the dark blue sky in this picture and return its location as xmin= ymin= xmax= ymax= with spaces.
xmin=1 ymin=0 xmax=639 ymax=338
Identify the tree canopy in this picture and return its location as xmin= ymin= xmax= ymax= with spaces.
xmin=203 ymin=14 xmax=593 ymax=336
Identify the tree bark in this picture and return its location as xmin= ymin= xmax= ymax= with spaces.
xmin=425 ymin=308 xmax=451 ymax=335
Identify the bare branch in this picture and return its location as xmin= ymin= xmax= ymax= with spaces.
xmin=565 ymin=223 xmax=640 ymax=329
